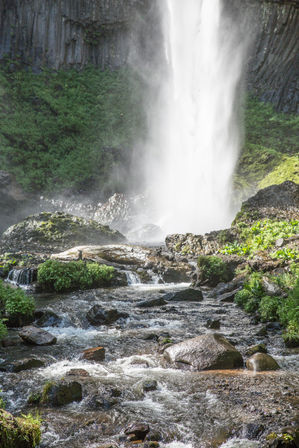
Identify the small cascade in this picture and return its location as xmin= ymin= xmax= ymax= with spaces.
xmin=7 ymin=268 xmax=37 ymax=287
xmin=125 ymin=270 xmax=141 ymax=285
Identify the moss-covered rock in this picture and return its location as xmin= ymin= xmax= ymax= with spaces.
xmin=0 ymin=212 xmax=126 ymax=253
xmin=197 ymin=255 xmax=235 ymax=287
xmin=0 ymin=409 xmax=41 ymax=448
xmin=41 ymin=380 xmax=82 ymax=406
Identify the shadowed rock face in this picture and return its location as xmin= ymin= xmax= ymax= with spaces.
xmin=0 ymin=0 xmax=157 ymax=71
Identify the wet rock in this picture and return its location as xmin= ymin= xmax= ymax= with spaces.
xmin=42 ymin=380 xmax=82 ymax=406
xmin=19 ymin=325 xmax=57 ymax=345
xmin=6 ymin=312 xmax=35 ymax=328
xmin=136 ymin=298 xmax=167 ymax=308
xmin=142 ymin=380 xmax=158 ymax=392
xmin=246 ymin=344 xmax=267 ymax=357
xmin=35 ymin=310 xmax=63 ymax=327
xmin=0 ymin=357 xmax=45 ymax=372
xmin=212 ymin=277 xmax=245 ymax=297
xmin=125 ymin=422 xmax=150 ymax=441
xmin=82 ymin=346 xmax=105 ymax=362
xmin=86 ymin=305 xmax=128 ymax=326
xmin=240 ymin=422 xmax=264 ymax=440
xmin=89 ymin=388 xmax=120 ymax=410
xmin=161 ymin=266 xmax=190 ymax=283
xmin=206 ymin=319 xmax=221 ymax=330
xmin=163 ymin=288 xmax=203 ymax=302
xmin=0 ymin=212 xmax=125 ymax=253
xmin=66 ymin=369 xmax=90 ymax=377
xmin=246 ymin=353 xmax=280 ymax=371
xmin=164 ymin=333 xmax=243 ymax=371
xmin=217 ymin=287 xmax=242 ymax=303
xmin=145 ymin=431 xmax=162 ymax=442
xmin=1 ymin=335 xmax=22 ymax=347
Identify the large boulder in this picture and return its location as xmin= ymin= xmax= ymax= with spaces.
xmin=19 ymin=326 xmax=57 ymax=345
xmin=164 ymin=334 xmax=243 ymax=371
xmin=0 ymin=212 xmax=126 ymax=253
xmin=41 ymin=380 xmax=82 ymax=406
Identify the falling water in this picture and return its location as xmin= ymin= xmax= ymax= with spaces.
xmin=145 ymin=0 xmax=248 ymax=235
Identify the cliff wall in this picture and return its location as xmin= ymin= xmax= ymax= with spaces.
xmin=0 ymin=0 xmax=298 ymax=112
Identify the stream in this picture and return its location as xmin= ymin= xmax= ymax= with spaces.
xmin=0 ymin=275 xmax=298 ymax=448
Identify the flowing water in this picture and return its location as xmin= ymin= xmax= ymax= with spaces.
xmin=0 ymin=277 xmax=298 ymax=448
xmin=144 ymin=0 xmax=249 ymax=236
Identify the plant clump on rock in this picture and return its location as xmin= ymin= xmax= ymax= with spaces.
xmin=197 ymin=255 xmax=234 ymax=287
xmin=37 ymin=259 xmax=114 ymax=292
xmin=0 ymin=409 xmax=41 ymax=448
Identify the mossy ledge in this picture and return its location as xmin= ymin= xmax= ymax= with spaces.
xmin=0 ymin=409 xmax=41 ymax=448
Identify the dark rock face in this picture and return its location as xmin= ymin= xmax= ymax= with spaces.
xmin=163 ymin=288 xmax=203 ymax=302
xmin=136 ymin=297 xmax=167 ymax=308
xmin=35 ymin=310 xmax=63 ymax=327
xmin=19 ymin=325 xmax=57 ymax=346
xmin=0 ymin=212 xmax=125 ymax=253
xmin=164 ymin=334 xmax=243 ymax=371
xmin=235 ymin=181 xmax=299 ymax=224
xmin=86 ymin=305 xmax=128 ymax=326
xmin=245 ymin=0 xmax=299 ymax=113
xmin=0 ymin=0 xmax=157 ymax=71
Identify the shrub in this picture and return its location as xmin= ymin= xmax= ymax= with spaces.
xmin=0 ymin=409 xmax=41 ymax=448
xmin=197 ymin=256 xmax=233 ymax=286
xmin=37 ymin=260 xmax=114 ymax=292
xmin=244 ymin=297 xmax=259 ymax=313
xmin=258 ymin=296 xmax=280 ymax=322
xmin=234 ymin=289 xmax=253 ymax=308
xmin=0 ymin=320 xmax=8 ymax=340
xmin=0 ymin=280 xmax=35 ymax=328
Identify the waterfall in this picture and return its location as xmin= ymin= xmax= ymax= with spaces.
xmin=7 ymin=268 xmax=37 ymax=287
xmin=144 ymin=0 xmax=249 ymax=236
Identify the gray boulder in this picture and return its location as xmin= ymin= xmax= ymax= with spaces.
xmin=19 ymin=325 xmax=57 ymax=345
xmin=164 ymin=333 xmax=243 ymax=371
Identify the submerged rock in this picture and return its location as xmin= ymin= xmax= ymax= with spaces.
xmin=35 ymin=310 xmax=63 ymax=327
xmin=19 ymin=325 xmax=57 ymax=345
xmin=164 ymin=334 xmax=243 ymax=371
xmin=86 ymin=305 xmax=128 ymax=326
xmin=246 ymin=353 xmax=280 ymax=371
xmin=163 ymin=288 xmax=203 ymax=302
xmin=0 ymin=357 xmax=45 ymax=373
xmin=124 ymin=422 xmax=150 ymax=441
xmin=136 ymin=298 xmax=167 ymax=308
xmin=0 ymin=212 xmax=125 ymax=253
xmin=246 ymin=344 xmax=267 ymax=357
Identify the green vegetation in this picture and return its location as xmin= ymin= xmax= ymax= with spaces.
xmin=0 ymin=280 xmax=35 ymax=331
xmin=0 ymin=409 xmax=41 ymax=448
xmin=234 ymin=268 xmax=299 ymax=345
xmin=235 ymin=96 xmax=299 ymax=192
xmin=197 ymin=255 xmax=233 ymax=286
xmin=0 ymin=389 xmax=6 ymax=409
xmin=0 ymin=64 xmax=145 ymax=194
xmin=37 ymin=259 xmax=114 ymax=292
xmin=221 ymin=219 xmax=299 ymax=260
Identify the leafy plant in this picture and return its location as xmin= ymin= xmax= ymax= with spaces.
xmin=258 ymin=296 xmax=279 ymax=322
xmin=197 ymin=255 xmax=233 ymax=286
xmin=37 ymin=259 xmax=114 ymax=292
xmin=0 ymin=280 xmax=35 ymax=328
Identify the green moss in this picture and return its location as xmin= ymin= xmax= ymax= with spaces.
xmin=0 ymin=409 xmax=41 ymax=448
xmin=40 ymin=381 xmax=55 ymax=404
xmin=258 ymin=156 xmax=299 ymax=189
xmin=37 ymin=259 xmax=114 ymax=292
